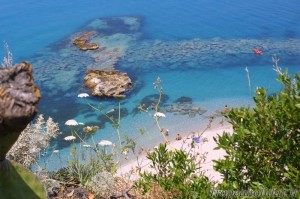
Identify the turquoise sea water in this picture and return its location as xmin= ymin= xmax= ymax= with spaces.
xmin=1 ymin=0 xmax=300 ymax=170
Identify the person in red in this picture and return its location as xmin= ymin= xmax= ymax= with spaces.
xmin=253 ymin=48 xmax=263 ymax=55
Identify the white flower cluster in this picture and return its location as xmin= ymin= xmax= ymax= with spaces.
xmin=65 ymin=119 xmax=78 ymax=126
xmin=98 ymin=140 xmax=113 ymax=146
xmin=64 ymin=136 xmax=76 ymax=141
xmin=64 ymin=119 xmax=113 ymax=148
xmin=77 ymin=93 xmax=89 ymax=98
xmin=154 ymin=112 xmax=166 ymax=118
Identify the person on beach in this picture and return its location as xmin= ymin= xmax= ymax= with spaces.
xmin=219 ymin=118 xmax=224 ymax=126
xmin=150 ymin=103 xmax=156 ymax=110
xmin=161 ymin=128 xmax=169 ymax=136
xmin=176 ymin=133 xmax=182 ymax=140
xmin=165 ymin=129 xmax=169 ymax=136
xmin=193 ymin=136 xmax=201 ymax=143
xmin=225 ymin=105 xmax=229 ymax=113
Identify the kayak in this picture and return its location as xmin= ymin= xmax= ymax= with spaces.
xmin=254 ymin=48 xmax=263 ymax=55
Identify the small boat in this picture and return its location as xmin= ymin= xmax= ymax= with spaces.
xmin=253 ymin=48 xmax=263 ymax=55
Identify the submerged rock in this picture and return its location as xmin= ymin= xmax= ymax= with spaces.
xmin=72 ymin=31 xmax=100 ymax=51
xmin=131 ymin=93 xmax=170 ymax=115
xmin=175 ymin=96 xmax=193 ymax=104
xmin=84 ymin=70 xmax=132 ymax=97
xmin=88 ymin=47 xmax=124 ymax=70
xmin=121 ymin=38 xmax=300 ymax=72
xmin=73 ymin=38 xmax=99 ymax=51
xmin=163 ymin=96 xmax=207 ymax=118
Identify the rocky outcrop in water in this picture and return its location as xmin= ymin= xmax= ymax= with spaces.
xmin=84 ymin=70 xmax=132 ymax=97
xmin=72 ymin=31 xmax=100 ymax=51
xmin=32 ymin=17 xmax=141 ymax=98
xmin=73 ymin=38 xmax=99 ymax=51
xmin=131 ymin=94 xmax=170 ymax=115
xmin=32 ymin=16 xmax=300 ymax=98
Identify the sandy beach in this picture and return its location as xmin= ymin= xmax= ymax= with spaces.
xmin=117 ymin=124 xmax=233 ymax=183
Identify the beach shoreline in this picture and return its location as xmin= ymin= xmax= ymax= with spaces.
xmin=117 ymin=123 xmax=233 ymax=183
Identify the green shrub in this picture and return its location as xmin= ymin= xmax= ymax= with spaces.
xmin=137 ymin=144 xmax=213 ymax=199
xmin=214 ymin=70 xmax=300 ymax=193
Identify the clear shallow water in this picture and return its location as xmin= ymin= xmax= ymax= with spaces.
xmin=1 ymin=0 xmax=300 ymax=170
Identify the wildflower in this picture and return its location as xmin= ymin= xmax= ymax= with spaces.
xmin=154 ymin=112 xmax=166 ymax=117
xmin=82 ymin=144 xmax=91 ymax=148
xmin=1 ymin=42 xmax=13 ymax=67
xmin=256 ymin=87 xmax=261 ymax=95
xmin=83 ymin=126 xmax=99 ymax=133
xmin=242 ymin=175 xmax=250 ymax=183
xmin=78 ymin=93 xmax=89 ymax=98
xmin=98 ymin=140 xmax=113 ymax=146
xmin=64 ymin=135 xmax=76 ymax=141
xmin=65 ymin=119 xmax=78 ymax=126
xmin=53 ymin=150 xmax=59 ymax=153
xmin=201 ymin=134 xmax=208 ymax=142
xmin=122 ymin=148 xmax=129 ymax=155
xmin=240 ymin=166 xmax=248 ymax=175
xmin=106 ymin=109 xmax=115 ymax=114
xmin=85 ymin=126 xmax=92 ymax=131
xmin=284 ymin=165 xmax=289 ymax=171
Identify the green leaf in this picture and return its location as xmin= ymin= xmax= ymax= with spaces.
xmin=0 ymin=160 xmax=47 ymax=199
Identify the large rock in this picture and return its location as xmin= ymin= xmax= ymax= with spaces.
xmin=84 ymin=70 xmax=132 ymax=97
xmin=0 ymin=62 xmax=40 ymax=160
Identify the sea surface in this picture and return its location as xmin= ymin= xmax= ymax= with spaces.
xmin=0 ymin=0 xmax=300 ymax=170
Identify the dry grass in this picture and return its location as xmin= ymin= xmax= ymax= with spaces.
xmin=6 ymin=114 xmax=61 ymax=169
xmin=132 ymin=183 xmax=174 ymax=199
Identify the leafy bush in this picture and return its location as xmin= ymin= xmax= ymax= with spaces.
xmin=214 ymin=70 xmax=300 ymax=191
xmin=137 ymin=144 xmax=213 ymax=199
